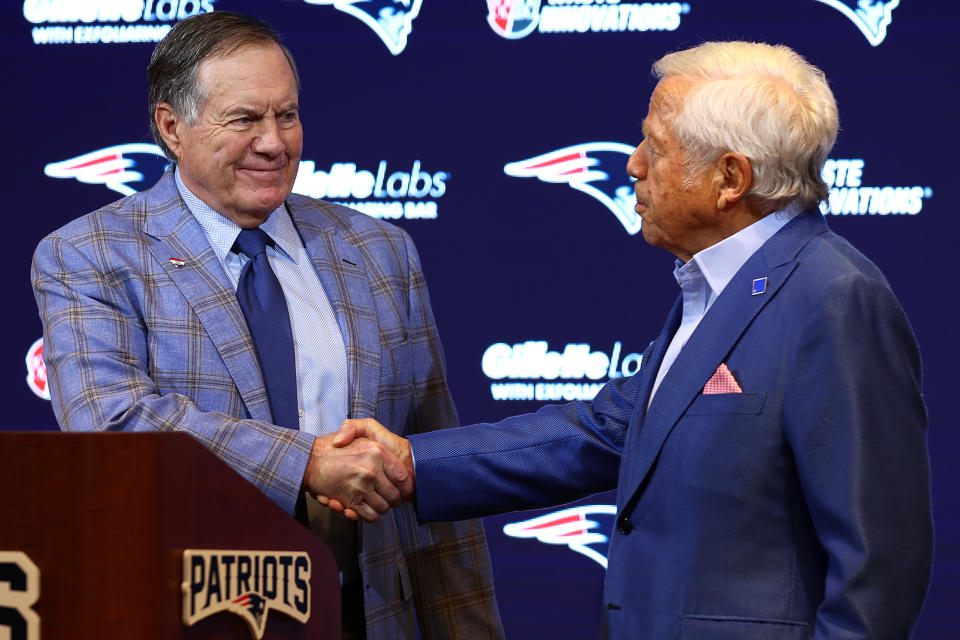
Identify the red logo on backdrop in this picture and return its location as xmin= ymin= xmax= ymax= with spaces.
xmin=504 ymin=142 xmax=641 ymax=235
xmin=487 ymin=0 xmax=541 ymax=39
xmin=502 ymin=505 xmax=617 ymax=568
xmin=26 ymin=338 xmax=50 ymax=400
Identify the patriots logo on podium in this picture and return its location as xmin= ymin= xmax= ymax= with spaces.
xmin=304 ymin=0 xmax=422 ymax=55
xmin=44 ymin=143 xmax=168 ymax=196
xmin=182 ymin=550 xmax=311 ymax=640
xmin=504 ymin=142 xmax=640 ymax=235
xmin=231 ymin=593 xmax=268 ymax=636
xmin=503 ymin=505 xmax=617 ymax=568
xmin=813 ymin=0 xmax=900 ymax=46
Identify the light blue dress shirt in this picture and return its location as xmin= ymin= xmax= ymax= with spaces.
xmin=175 ymin=168 xmax=348 ymax=437
xmin=649 ymin=202 xmax=802 ymax=403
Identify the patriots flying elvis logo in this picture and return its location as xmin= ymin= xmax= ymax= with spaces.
xmin=813 ymin=0 xmax=899 ymax=46
xmin=504 ymin=142 xmax=640 ymax=235
xmin=503 ymin=505 xmax=617 ymax=568
xmin=303 ymin=0 xmax=422 ymax=55
xmin=44 ymin=143 xmax=169 ymax=196
xmin=232 ymin=593 xmax=268 ymax=633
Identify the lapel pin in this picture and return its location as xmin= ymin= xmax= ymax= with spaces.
xmin=169 ymin=257 xmax=185 ymax=268
xmin=751 ymin=277 xmax=768 ymax=295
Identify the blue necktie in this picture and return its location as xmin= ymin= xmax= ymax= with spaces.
xmin=233 ymin=228 xmax=299 ymax=430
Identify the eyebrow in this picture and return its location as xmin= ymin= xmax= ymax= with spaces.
xmin=224 ymin=103 xmax=299 ymax=118
xmin=224 ymin=106 xmax=263 ymax=119
xmin=641 ymin=119 xmax=659 ymax=146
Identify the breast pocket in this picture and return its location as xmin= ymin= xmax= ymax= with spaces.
xmin=681 ymin=615 xmax=810 ymax=640
xmin=379 ymin=335 xmax=411 ymax=384
xmin=685 ymin=392 xmax=766 ymax=416
xmin=674 ymin=392 xmax=776 ymax=483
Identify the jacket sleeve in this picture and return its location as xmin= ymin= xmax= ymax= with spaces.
xmin=409 ymin=357 xmax=639 ymax=523
xmin=784 ymin=272 xmax=932 ymax=639
xmin=31 ymin=230 xmax=314 ymax=514
xmin=388 ymin=229 xmax=506 ymax=639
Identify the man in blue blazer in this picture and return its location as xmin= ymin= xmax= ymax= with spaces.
xmin=31 ymin=12 xmax=503 ymax=640
xmin=331 ymin=42 xmax=933 ymax=638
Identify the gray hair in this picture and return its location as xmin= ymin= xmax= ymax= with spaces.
xmin=653 ymin=41 xmax=839 ymax=210
xmin=147 ymin=11 xmax=300 ymax=160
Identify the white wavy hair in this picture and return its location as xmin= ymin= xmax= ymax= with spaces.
xmin=653 ymin=41 xmax=839 ymax=210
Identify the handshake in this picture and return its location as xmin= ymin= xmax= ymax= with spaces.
xmin=302 ymin=418 xmax=414 ymax=522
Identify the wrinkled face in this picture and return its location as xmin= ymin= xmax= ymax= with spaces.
xmin=626 ymin=76 xmax=718 ymax=262
xmin=171 ymin=42 xmax=302 ymax=228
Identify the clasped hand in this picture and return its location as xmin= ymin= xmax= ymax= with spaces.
xmin=302 ymin=419 xmax=414 ymax=522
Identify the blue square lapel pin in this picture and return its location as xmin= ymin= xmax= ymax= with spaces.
xmin=751 ymin=277 xmax=768 ymax=296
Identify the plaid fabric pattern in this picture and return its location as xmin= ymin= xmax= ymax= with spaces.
xmin=32 ymin=170 xmax=503 ymax=639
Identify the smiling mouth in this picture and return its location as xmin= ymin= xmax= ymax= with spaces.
xmin=241 ymin=166 xmax=284 ymax=173
xmin=239 ymin=167 xmax=287 ymax=182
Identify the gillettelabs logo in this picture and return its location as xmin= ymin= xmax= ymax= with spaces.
xmin=504 ymin=143 xmax=639 ymax=235
xmin=303 ymin=0 xmax=422 ymax=55
xmin=182 ymin=550 xmax=310 ymax=640
xmin=813 ymin=0 xmax=899 ymax=46
xmin=820 ymin=158 xmax=933 ymax=215
xmin=487 ymin=0 xmax=691 ymax=39
xmin=43 ymin=144 xmax=450 ymax=221
xmin=483 ymin=340 xmax=643 ymax=402
xmin=294 ymin=158 xmax=449 ymax=221
xmin=503 ymin=505 xmax=617 ymax=568
xmin=23 ymin=0 xmax=214 ymax=45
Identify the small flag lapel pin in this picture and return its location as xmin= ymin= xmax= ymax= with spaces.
xmin=169 ymin=257 xmax=185 ymax=267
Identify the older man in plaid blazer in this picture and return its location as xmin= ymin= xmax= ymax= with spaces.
xmin=31 ymin=11 xmax=502 ymax=640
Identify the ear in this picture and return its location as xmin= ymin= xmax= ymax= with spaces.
xmin=154 ymin=103 xmax=185 ymax=159
xmin=715 ymin=152 xmax=752 ymax=210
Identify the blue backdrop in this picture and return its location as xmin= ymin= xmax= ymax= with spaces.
xmin=4 ymin=1 xmax=957 ymax=637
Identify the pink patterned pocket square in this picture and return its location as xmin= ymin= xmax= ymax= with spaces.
xmin=703 ymin=363 xmax=743 ymax=394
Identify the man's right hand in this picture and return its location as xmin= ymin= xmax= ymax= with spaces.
xmin=301 ymin=431 xmax=414 ymax=523
xmin=313 ymin=419 xmax=415 ymax=520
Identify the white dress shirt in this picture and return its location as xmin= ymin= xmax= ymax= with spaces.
xmin=176 ymin=168 xmax=349 ymax=436
xmin=649 ymin=202 xmax=802 ymax=404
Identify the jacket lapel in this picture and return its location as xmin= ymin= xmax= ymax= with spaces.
xmin=618 ymin=212 xmax=827 ymax=504
xmin=634 ymin=295 xmax=682 ymax=425
xmin=614 ymin=296 xmax=680 ymax=509
xmin=141 ymin=171 xmax=274 ymax=422
xmin=287 ymin=200 xmax=381 ymax=420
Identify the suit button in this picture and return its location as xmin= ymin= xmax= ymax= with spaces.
xmin=617 ymin=517 xmax=633 ymax=535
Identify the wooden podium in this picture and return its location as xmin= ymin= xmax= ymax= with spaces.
xmin=0 ymin=432 xmax=341 ymax=639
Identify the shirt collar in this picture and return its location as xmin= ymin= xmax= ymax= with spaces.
xmin=174 ymin=165 xmax=301 ymax=262
xmin=682 ymin=200 xmax=802 ymax=299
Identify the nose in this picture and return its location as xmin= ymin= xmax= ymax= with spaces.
xmin=626 ymin=141 xmax=646 ymax=181
xmin=252 ymin=117 xmax=285 ymax=157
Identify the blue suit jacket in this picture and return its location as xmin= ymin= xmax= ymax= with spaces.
xmin=410 ymin=212 xmax=932 ymax=639
xmin=32 ymin=169 xmax=504 ymax=639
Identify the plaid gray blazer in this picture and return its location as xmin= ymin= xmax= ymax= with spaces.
xmin=32 ymin=169 xmax=503 ymax=639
